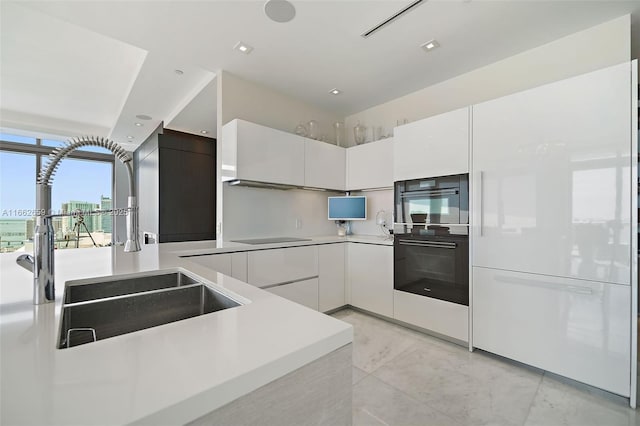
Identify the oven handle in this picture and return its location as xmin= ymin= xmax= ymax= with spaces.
xmin=400 ymin=188 xmax=459 ymax=198
xmin=397 ymin=240 xmax=457 ymax=249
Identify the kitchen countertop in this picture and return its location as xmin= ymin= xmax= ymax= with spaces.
xmin=168 ymin=234 xmax=394 ymax=258
xmin=0 ymin=240 xmax=354 ymax=425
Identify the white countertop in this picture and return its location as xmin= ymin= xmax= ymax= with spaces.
xmin=0 ymin=240 xmax=355 ymax=425
xmin=168 ymin=234 xmax=394 ymax=258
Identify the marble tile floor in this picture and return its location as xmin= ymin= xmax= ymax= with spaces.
xmin=331 ymin=308 xmax=639 ymax=426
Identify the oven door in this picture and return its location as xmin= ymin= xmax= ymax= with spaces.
xmin=394 ymin=235 xmax=469 ymax=306
xmin=395 ymin=176 xmax=466 ymax=225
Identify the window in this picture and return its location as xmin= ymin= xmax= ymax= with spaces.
xmin=0 ymin=151 xmax=36 ymax=252
xmin=0 ymin=132 xmax=115 ymax=253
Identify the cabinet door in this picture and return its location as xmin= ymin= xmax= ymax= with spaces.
xmin=226 ymin=119 xmax=305 ymax=186
xmin=393 ymin=107 xmax=469 ymax=181
xmin=348 ymin=243 xmax=393 ymax=317
xmin=473 ymin=267 xmax=630 ymax=397
xmin=472 ymin=62 xmax=631 ymax=284
xmin=187 ymin=254 xmax=232 ymax=276
xmin=318 ymin=244 xmax=346 ymax=312
xmin=230 ymin=252 xmax=247 ymax=281
xmin=247 ymin=246 xmax=318 ymax=288
xmin=304 ymin=139 xmax=346 ymax=190
xmin=346 ymin=138 xmax=393 ymax=190
xmin=267 ymin=278 xmax=319 ymax=311
xmin=393 ymin=290 xmax=468 ymax=342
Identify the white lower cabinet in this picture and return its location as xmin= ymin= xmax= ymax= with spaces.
xmin=393 ymin=290 xmax=468 ymax=342
xmin=247 ymin=246 xmax=318 ymax=288
xmin=348 ymin=243 xmax=393 ymax=317
xmin=186 ymin=253 xmax=247 ymax=281
xmin=267 ymin=278 xmax=319 ymax=311
xmin=473 ymin=266 xmax=630 ymax=397
xmin=230 ymin=252 xmax=248 ymax=282
xmin=318 ymin=244 xmax=346 ymax=312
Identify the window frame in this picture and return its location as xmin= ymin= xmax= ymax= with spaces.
xmin=0 ymin=137 xmax=115 ymax=178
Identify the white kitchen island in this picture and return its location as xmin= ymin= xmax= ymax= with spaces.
xmin=0 ymin=243 xmax=353 ymax=425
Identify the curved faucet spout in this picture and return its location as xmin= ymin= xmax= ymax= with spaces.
xmin=17 ymin=135 xmax=141 ymax=305
xmin=16 ymin=254 xmax=34 ymax=273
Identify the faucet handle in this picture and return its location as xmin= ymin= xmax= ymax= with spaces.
xmin=16 ymin=254 xmax=35 ymax=273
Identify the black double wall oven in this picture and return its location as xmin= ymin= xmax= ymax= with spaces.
xmin=394 ymin=174 xmax=469 ymax=306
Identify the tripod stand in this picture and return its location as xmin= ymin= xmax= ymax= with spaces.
xmin=65 ymin=211 xmax=97 ymax=248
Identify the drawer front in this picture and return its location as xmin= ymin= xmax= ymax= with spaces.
xmin=248 ymin=246 xmax=318 ymax=288
xmin=473 ymin=267 xmax=630 ymax=396
xmin=267 ymin=278 xmax=319 ymax=311
xmin=393 ymin=290 xmax=468 ymax=342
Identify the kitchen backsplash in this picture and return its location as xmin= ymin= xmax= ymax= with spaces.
xmin=222 ymin=186 xmax=341 ymax=240
xmin=349 ymin=189 xmax=394 ymax=236
xmin=222 ymin=186 xmax=394 ymax=240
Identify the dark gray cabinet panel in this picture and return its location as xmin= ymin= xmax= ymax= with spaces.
xmin=136 ymin=128 xmax=216 ymax=243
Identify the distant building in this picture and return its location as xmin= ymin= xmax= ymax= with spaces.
xmin=51 ymin=217 xmax=63 ymax=240
xmin=0 ymin=219 xmax=28 ymax=252
xmin=100 ymin=195 xmax=112 ymax=233
xmin=61 ymin=200 xmax=100 ymax=234
xmin=26 ymin=218 xmax=34 ymax=240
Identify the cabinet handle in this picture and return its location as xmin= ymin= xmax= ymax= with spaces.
xmin=260 ymin=276 xmax=319 ymax=290
xmin=398 ymin=240 xmax=457 ymax=249
xmin=494 ymin=274 xmax=594 ymax=295
xmin=400 ymin=189 xmax=459 ymax=198
xmin=477 ymin=171 xmax=483 ymax=237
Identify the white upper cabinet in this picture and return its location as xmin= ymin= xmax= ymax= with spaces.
xmin=394 ymin=107 xmax=470 ymax=181
xmin=472 ymin=62 xmax=632 ymax=285
xmin=304 ymin=139 xmax=346 ymax=190
xmin=346 ymin=138 xmax=393 ymax=190
xmin=222 ymin=119 xmax=305 ymax=186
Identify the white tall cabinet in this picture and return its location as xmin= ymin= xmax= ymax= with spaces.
xmin=472 ymin=62 xmax=633 ymax=396
xmin=394 ymin=107 xmax=470 ymax=181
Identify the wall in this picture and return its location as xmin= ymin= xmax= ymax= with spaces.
xmin=112 ymin=160 xmax=129 ymax=244
xmin=344 ymin=15 xmax=631 ymax=146
xmin=349 ymin=189 xmax=394 ymax=237
xmin=222 ymin=186 xmax=341 ymax=240
xmin=217 ymin=70 xmax=341 ymax=142
xmin=134 ymin=124 xmax=162 ymax=238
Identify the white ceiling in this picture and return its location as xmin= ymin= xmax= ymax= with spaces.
xmin=165 ymin=78 xmax=217 ymax=138
xmin=1 ymin=1 xmax=639 ymax=150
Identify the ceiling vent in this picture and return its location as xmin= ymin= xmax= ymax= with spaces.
xmin=361 ymin=0 xmax=425 ymax=39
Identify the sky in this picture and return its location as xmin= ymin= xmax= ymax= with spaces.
xmin=0 ymin=151 xmax=112 ymax=219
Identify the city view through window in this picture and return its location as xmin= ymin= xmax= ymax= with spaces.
xmin=0 ymin=134 xmax=115 ymax=253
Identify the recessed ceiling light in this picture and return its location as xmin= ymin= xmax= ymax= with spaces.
xmin=127 ymin=135 xmax=134 ymax=139
xmin=264 ymin=0 xmax=296 ymax=23
xmin=234 ymin=41 xmax=254 ymax=54
xmin=134 ymin=122 xmax=143 ymax=127
xmin=135 ymin=114 xmax=152 ymax=120
xmin=421 ymin=39 xmax=440 ymax=52
xmin=200 ymin=130 xmax=209 ymax=134
xmin=329 ymin=88 xmax=341 ymax=95
xmin=175 ymin=69 xmax=184 ymax=75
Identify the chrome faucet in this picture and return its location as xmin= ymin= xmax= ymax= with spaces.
xmin=16 ymin=136 xmax=141 ymax=304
